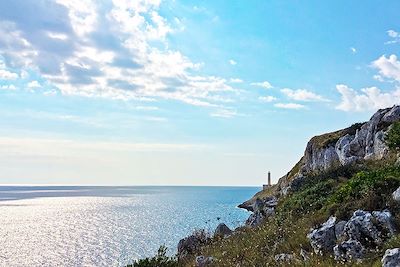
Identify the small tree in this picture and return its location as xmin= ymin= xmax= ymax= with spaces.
xmin=386 ymin=122 xmax=400 ymax=151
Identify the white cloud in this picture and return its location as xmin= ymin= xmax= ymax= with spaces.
xmin=251 ymin=81 xmax=273 ymax=89
xmin=373 ymin=74 xmax=384 ymax=82
xmin=336 ymin=84 xmax=400 ymax=112
xmin=210 ymin=109 xmax=237 ymax=118
xmin=229 ymin=78 xmax=243 ymax=83
xmin=386 ymin=30 xmax=400 ymax=44
xmin=0 ymin=69 xmax=18 ymax=80
xmin=228 ymin=59 xmax=237 ymax=65
xmin=281 ymin=88 xmax=327 ymax=102
xmin=47 ymin=32 xmax=69 ymax=40
xmin=258 ymin=96 xmax=277 ymax=102
xmin=0 ymin=0 xmax=237 ymax=110
xmin=0 ymin=84 xmax=16 ymax=90
xmin=135 ymin=106 xmax=159 ymax=111
xmin=372 ymin=54 xmax=400 ymax=81
xmin=274 ymin=103 xmax=305 ymax=109
xmin=27 ymin=80 xmax=41 ymax=88
xmin=350 ymin=47 xmax=357 ymax=53
xmin=388 ymin=30 xmax=399 ymax=38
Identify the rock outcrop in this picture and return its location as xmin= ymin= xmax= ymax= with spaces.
xmin=245 ymin=196 xmax=277 ymax=227
xmin=177 ymin=231 xmax=209 ymax=260
xmin=195 ymin=256 xmax=213 ymax=267
xmin=214 ymin=223 xmax=232 ymax=237
xmin=307 ymin=216 xmax=337 ymax=255
xmin=308 ymin=210 xmax=396 ymax=263
xmin=333 ymin=239 xmax=365 ymax=262
xmin=274 ymin=253 xmax=294 ymax=263
xmin=342 ymin=210 xmax=395 ymax=248
xmin=382 ymin=248 xmax=400 ymax=267
xmin=393 ymin=186 xmax=400 ymax=202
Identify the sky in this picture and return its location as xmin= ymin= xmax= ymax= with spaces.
xmin=0 ymin=0 xmax=400 ymax=186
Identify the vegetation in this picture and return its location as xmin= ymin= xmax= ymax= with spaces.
xmin=181 ymin=159 xmax=400 ymax=266
xmin=386 ymin=121 xmax=400 ymax=150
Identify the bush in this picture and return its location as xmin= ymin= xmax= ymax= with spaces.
xmin=386 ymin=121 xmax=400 ymax=150
xmin=127 ymin=246 xmax=178 ymax=267
xmin=329 ymin=166 xmax=400 ymax=219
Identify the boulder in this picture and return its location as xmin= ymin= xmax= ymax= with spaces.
xmin=333 ymin=239 xmax=365 ymax=262
xmin=393 ymin=187 xmax=400 ymax=202
xmin=342 ymin=210 xmax=395 ymax=247
xmin=245 ymin=197 xmax=277 ymax=227
xmin=372 ymin=210 xmax=396 ymax=235
xmin=307 ymin=216 xmax=337 ymax=254
xmin=214 ymin=223 xmax=232 ymax=237
xmin=195 ymin=256 xmax=213 ymax=267
xmin=274 ymin=253 xmax=294 ymax=262
xmin=382 ymin=248 xmax=400 ymax=267
xmin=334 ymin=220 xmax=347 ymax=239
xmin=300 ymin=248 xmax=310 ymax=261
xmin=245 ymin=212 xmax=266 ymax=227
xmin=177 ymin=231 xmax=208 ymax=259
xmin=342 ymin=210 xmax=380 ymax=246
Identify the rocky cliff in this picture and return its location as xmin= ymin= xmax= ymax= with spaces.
xmin=240 ymin=105 xmax=400 ymax=212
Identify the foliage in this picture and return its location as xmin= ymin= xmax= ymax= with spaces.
xmin=386 ymin=121 xmax=400 ymax=150
xmin=127 ymin=246 xmax=178 ymax=267
xmin=183 ymin=164 xmax=400 ymax=267
xmin=329 ymin=166 xmax=400 ymax=219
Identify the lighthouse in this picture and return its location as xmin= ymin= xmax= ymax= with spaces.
xmin=263 ymin=171 xmax=272 ymax=190
xmin=268 ymin=171 xmax=271 ymax=186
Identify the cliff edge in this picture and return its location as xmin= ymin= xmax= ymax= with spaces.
xmin=240 ymin=105 xmax=400 ymax=211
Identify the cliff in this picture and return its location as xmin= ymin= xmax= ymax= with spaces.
xmin=240 ymin=105 xmax=400 ymax=211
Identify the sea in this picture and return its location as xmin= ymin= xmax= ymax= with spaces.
xmin=0 ymin=186 xmax=258 ymax=267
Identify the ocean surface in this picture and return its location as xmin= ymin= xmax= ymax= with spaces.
xmin=0 ymin=186 xmax=258 ymax=267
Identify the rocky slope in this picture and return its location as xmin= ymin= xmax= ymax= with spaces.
xmin=240 ymin=105 xmax=400 ymax=212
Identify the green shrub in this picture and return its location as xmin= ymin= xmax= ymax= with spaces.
xmin=329 ymin=166 xmax=400 ymax=219
xmin=127 ymin=246 xmax=178 ymax=267
xmin=386 ymin=121 xmax=400 ymax=150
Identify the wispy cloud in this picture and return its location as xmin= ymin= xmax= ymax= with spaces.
xmin=210 ymin=109 xmax=238 ymax=118
xmin=386 ymin=30 xmax=400 ymax=44
xmin=229 ymin=78 xmax=243 ymax=83
xmin=281 ymin=88 xmax=328 ymax=102
xmin=258 ymin=96 xmax=277 ymax=102
xmin=250 ymin=81 xmax=273 ymax=89
xmin=0 ymin=136 xmax=209 ymax=160
xmin=27 ymin=80 xmax=41 ymax=88
xmin=274 ymin=103 xmax=305 ymax=109
xmin=0 ymin=84 xmax=16 ymax=90
xmin=228 ymin=59 xmax=237 ymax=65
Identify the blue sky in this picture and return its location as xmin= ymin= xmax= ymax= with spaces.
xmin=0 ymin=0 xmax=400 ymax=185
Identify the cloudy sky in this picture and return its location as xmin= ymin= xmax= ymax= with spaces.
xmin=0 ymin=0 xmax=400 ymax=185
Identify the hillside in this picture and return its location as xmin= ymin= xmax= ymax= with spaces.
xmin=131 ymin=105 xmax=400 ymax=267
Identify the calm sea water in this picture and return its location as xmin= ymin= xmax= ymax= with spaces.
xmin=0 ymin=186 xmax=258 ymax=267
